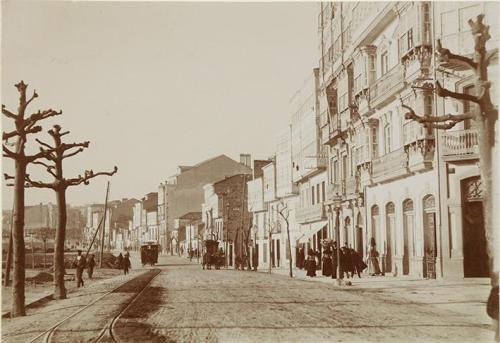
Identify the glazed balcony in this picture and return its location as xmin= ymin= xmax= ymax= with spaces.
xmin=371 ymin=148 xmax=409 ymax=184
xmin=326 ymin=182 xmax=343 ymax=201
xmin=295 ymin=203 xmax=326 ymax=224
xmin=369 ymin=65 xmax=405 ymax=109
xmin=442 ymin=129 xmax=479 ymax=161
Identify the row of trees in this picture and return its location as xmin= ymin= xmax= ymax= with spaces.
xmin=3 ymin=81 xmax=117 ymax=317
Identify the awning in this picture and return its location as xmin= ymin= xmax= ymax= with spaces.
xmin=297 ymin=221 xmax=328 ymax=244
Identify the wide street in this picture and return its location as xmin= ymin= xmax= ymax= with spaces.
xmin=2 ymin=254 xmax=493 ymax=343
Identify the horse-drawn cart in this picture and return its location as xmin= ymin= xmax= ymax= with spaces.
xmin=202 ymin=240 xmax=224 ymax=270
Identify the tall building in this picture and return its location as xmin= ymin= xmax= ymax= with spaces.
xmin=317 ymin=1 xmax=498 ymax=278
xmin=158 ymin=154 xmax=252 ymax=254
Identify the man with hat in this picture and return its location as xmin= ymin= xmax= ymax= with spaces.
xmin=72 ymin=249 xmax=87 ymax=287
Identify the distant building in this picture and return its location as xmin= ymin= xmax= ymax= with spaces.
xmin=158 ymin=154 xmax=252 ymax=255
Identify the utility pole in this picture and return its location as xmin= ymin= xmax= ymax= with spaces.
xmin=99 ymin=181 xmax=110 ymax=268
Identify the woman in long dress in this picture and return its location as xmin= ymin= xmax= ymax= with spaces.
xmin=305 ymin=249 xmax=317 ymax=277
xmin=322 ymin=248 xmax=332 ymax=277
xmin=367 ymin=238 xmax=382 ymax=276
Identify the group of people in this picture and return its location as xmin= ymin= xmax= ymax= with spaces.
xmin=302 ymin=243 xmax=367 ymax=279
xmin=72 ymin=250 xmax=96 ymax=288
xmin=299 ymin=238 xmax=383 ymax=279
xmin=72 ymin=249 xmax=131 ymax=288
xmin=116 ymin=251 xmax=132 ymax=275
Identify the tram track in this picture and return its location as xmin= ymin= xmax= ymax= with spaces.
xmin=28 ymin=268 xmax=161 ymax=343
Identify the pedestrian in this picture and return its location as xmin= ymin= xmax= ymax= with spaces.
xmin=189 ymin=248 xmax=194 ymax=261
xmin=367 ymin=237 xmax=382 ymax=276
xmin=350 ymin=248 xmax=366 ymax=278
xmin=72 ymin=250 xmax=87 ymax=288
xmin=305 ymin=249 xmax=317 ymax=277
xmin=116 ymin=252 xmax=123 ymax=270
xmin=86 ymin=254 xmax=96 ymax=279
xmin=297 ymin=246 xmax=305 ymax=270
xmin=340 ymin=245 xmax=351 ymax=279
xmin=322 ymin=247 xmax=332 ymax=277
xmin=123 ymin=253 xmax=131 ymax=275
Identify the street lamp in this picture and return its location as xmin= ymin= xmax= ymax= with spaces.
xmin=333 ymin=192 xmax=342 ymax=286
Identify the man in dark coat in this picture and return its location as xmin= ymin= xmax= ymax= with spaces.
xmin=86 ymin=254 xmax=96 ymax=279
xmin=72 ymin=250 xmax=87 ymax=287
xmin=305 ymin=249 xmax=317 ymax=277
xmin=341 ymin=245 xmax=351 ymax=279
xmin=123 ymin=253 xmax=131 ymax=275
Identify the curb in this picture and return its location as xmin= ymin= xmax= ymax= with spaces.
xmin=2 ymin=292 xmax=54 ymax=319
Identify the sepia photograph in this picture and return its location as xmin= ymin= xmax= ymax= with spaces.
xmin=1 ymin=1 xmax=499 ymax=342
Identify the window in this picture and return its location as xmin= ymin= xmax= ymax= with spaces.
xmin=380 ymin=51 xmax=389 ymax=76
xmin=263 ymin=243 xmax=267 ymax=263
xmin=384 ymin=124 xmax=391 ymax=154
xmin=423 ymin=3 xmax=431 ymax=43
xmin=368 ymin=54 xmax=376 ymax=85
xmin=342 ymin=155 xmax=348 ymax=180
xmin=321 ymin=181 xmax=326 ymax=202
xmin=333 ymin=160 xmax=339 ymax=182
xmin=312 ymin=186 xmax=315 ymax=205
xmin=316 ymin=184 xmax=320 ymax=204
xmin=407 ymin=28 xmax=414 ymax=50
xmin=371 ymin=125 xmax=379 ymax=158
xmin=463 ymin=85 xmax=476 ymax=130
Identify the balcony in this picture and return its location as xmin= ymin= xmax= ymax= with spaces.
xmin=344 ymin=177 xmax=360 ymax=198
xmin=371 ymin=148 xmax=409 ymax=184
xmin=442 ymin=129 xmax=479 ymax=161
xmin=295 ymin=203 xmax=326 ymax=224
xmin=326 ymin=182 xmax=343 ymax=201
xmin=354 ymin=144 xmax=371 ymax=166
xmin=369 ymin=65 xmax=405 ymax=109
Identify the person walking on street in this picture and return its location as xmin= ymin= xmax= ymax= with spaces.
xmin=331 ymin=242 xmax=338 ymax=279
xmin=305 ymin=249 xmax=317 ymax=277
xmin=116 ymin=253 xmax=124 ymax=270
xmin=86 ymin=254 xmax=96 ymax=279
xmin=123 ymin=253 xmax=131 ymax=275
xmin=73 ymin=250 xmax=87 ymax=288
xmin=350 ymin=247 xmax=366 ymax=278
xmin=367 ymin=237 xmax=382 ymax=276
xmin=322 ymin=247 xmax=332 ymax=277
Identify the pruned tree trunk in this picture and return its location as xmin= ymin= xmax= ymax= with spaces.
xmin=12 ymin=160 xmax=26 ymax=316
xmin=4 ymin=220 xmax=13 ymax=286
xmin=54 ymin=188 xmax=67 ymax=299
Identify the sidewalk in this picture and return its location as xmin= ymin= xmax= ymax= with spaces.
xmin=257 ymin=266 xmax=491 ymax=326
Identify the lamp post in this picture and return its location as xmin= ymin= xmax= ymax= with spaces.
xmin=333 ymin=193 xmax=342 ymax=286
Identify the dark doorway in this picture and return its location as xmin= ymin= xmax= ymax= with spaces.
xmin=462 ymin=177 xmax=488 ymax=277
xmin=276 ymin=239 xmax=280 ymax=268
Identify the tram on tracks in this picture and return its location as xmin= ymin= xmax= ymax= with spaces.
xmin=140 ymin=241 xmax=160 ymax=266
xmin=202 ymin=239 xmax=224 ymax=270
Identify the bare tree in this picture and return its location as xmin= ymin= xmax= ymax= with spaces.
xmin=277 ymin=200 xmax=293 ymax=278
xmin=16 ymin=125 xmax=118 ymax=299
xmin=403 ymin=15 xmax=498 ymax=337
xmin=2 ymin=81 xmax=61 ymax=317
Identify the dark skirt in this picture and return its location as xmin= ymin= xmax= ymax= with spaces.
xmin=322 ymin=257 xmax=332 ymax=276
xmin=306 ymin=258 xmax=317 ymax=277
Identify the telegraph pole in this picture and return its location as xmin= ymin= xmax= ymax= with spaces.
xmin=99 ymin=181 xmax=110 ymax=268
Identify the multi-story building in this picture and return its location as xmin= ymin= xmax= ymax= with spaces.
xmin=317 ymin=1 xmax=498 ymax=279
xmin=433 ymin=1 xmax=498 ymax=278
xmin=158 ymin=154 xmax=252 ymax=255
xmin=291 ymin=69 xmax=329 ymax=266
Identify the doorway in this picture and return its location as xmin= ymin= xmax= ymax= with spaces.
xmin=385 ymin=202 xmax=395 ymax=273
xmin=461 ymin=177 xmax=488 ymax=277
xmin=422 ymin=195 xmax=437 ymax=279
xmin=402 ymin=199 xmax=414 ymax=275
xmin=356 ymin=213 xmax=363 ymax=256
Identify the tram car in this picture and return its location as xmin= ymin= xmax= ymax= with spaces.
xmin=202 ymin=239 xmax=218 ymax=270
xmin=140 ymin=241 xmax=160 ymax=266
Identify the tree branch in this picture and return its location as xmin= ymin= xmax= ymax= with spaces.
xmin=24 ymin=125 xmax=43 ymax=136
xmin=25 ymin=90 xmax=38 ymax=108
xmin=3 ymin=130 xmax=19 ymax=141
xmin=66 ymin=166 xmax=118 ymax=187
xmin=3 ymin=144 xmax=18 ymax=159
xmin=2 ymin=105 xmax=17 ymax=119
xmin=436 ymin=39 xmax=477 ymax=71
xmin=4 ymin=173 xmax=15 ymax=180
xmin=62 ymin=147 xmax=85 ymax=159
xmin=26 ymin=149 xmax=55 ymax=163
xmin=403 ymin=104 xmax=475 ymax=129
xmin=24 ymin=174 xmax=55 ymax=189
xmin=25 ymin=109 xmax=63 ymax=126
xmin=32 ymin=161 xmax=57 ymax=178
xmin=35 ymin=138 xmax=54 ymax=150
xmin=61 ymin=141 xmax=90 ymax=152
xmin=435 ymin=81 xmax=480 ymax=104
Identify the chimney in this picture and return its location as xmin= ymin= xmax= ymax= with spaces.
xmin=240 ymin=153 xmax=251 ymax=168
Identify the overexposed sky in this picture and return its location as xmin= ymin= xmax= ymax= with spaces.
xmin=1 ymin=1 xmax=319 ymax=209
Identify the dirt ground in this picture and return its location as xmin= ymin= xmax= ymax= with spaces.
xmin=1 ymin=255 xmax=494 ymax=343
xmin=114 ymin=256 xmax=493 ymax=343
